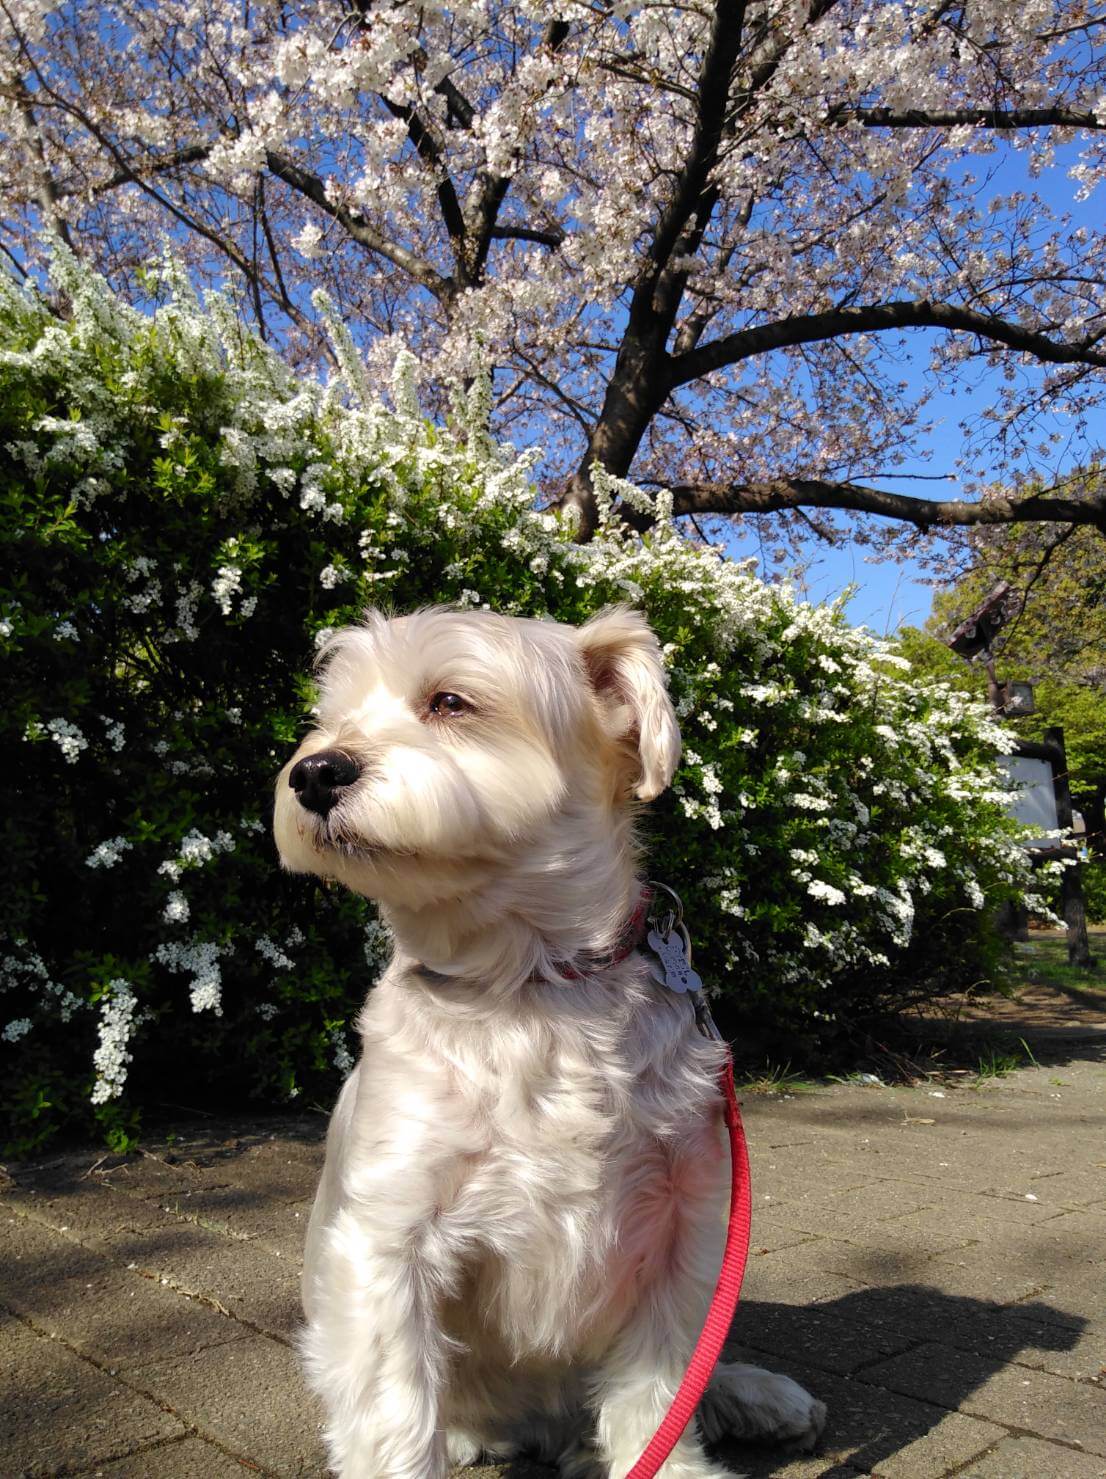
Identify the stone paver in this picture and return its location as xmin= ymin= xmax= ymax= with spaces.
xmin=0 ymin=1311 xmax=185 ymax=1475
xmin=88 ymin=1435 xmax=262 ymax=1476
xmin=3 ymin=1213 xmax=254 ymax=1371
xmin=956 ymin=1433 xmax=1106 ymax=1478
xmin=2 ymin=1045 xmax=1104 ymax=1477
xmin=861 ymin=1340 xmax=1106 ymax=1455
xmin=128 ymin=1332 xmax=328 ymax=1475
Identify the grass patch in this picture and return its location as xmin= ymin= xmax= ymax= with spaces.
xmin=1013 ymin=934 xmax=1105 ymax=995
xmin=734 ymin=1063 xmax=817 ymax=1095
xmin=972 ymin=1037 xmax=1039 ymax=1088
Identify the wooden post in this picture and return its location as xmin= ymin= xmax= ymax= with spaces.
xmin=1076 ymin=780 xmax=1105 ymax=860
xmin=1046 ymin=726 xmax=1093 ymax=967
xmin=984 ymin=656 xmax=1004 ymax=714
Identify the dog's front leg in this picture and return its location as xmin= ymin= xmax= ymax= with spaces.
xmin=302 ymin=1197 xmax=453 ymax=1479
xmin=590 ymin=1123 xmax=742 ymax=1479
xmin=591 ymin=1285 xmax=732 ymax=1479
xmin=592 ymin=1245 xmax=735 ymax=1479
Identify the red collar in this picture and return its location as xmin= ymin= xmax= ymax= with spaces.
xmin=412 ymin=888 xmax=653 ymax=988
xmin=557 ymin=887 xmax=652 ymax=981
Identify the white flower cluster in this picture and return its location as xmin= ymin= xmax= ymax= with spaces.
xmin=123 ymin=555 xmax=161 ymax=614
xmin=363 ymin=917 xmax=392 ymax=969
xmin=49 ymin=717 xmax=89 ymax=763
xmin=101 ymin=716 xmax=126 ymax=751
xmin=330 ymin=1024 xmax=354 ymax=1075
xmin=180 ymin=828 xmax=236 ymax=865
xmin=171 ymin=580 xmax=204 ymax=642
xmin=292 ymin=221 xmax=325 ymax=260
xmin=25 ymin=717 xmax=89 ymax=764
xmin=212 ymin=563 xmax=243 ymax=614
xmin=86 ymin=835 xmax=132 ymax=870
xmin=807 ymin=879 xmax=847 ymax=907
xmin=154 ymin=830 xmax=239 ymax=938
xmin=158 ymin=827 xmax=237 ymax=883
xmin=163 ymin=890 xmax=190 ymax=923
xmin=154 ymin=938 xmax=224 ymax=1015
xmin=0 ymin=946 xmax=83 ymax=1024
xmin=90 ymin=979 xmax=138 ymax=1104
xmin=255 ymin=933 xmax=294 ymax=970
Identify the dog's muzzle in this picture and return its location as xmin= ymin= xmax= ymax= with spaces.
xmin=288 ymin=749 xmax=361 ymax=818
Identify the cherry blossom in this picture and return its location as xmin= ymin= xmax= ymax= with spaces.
xmin=4 ymin=2 xmax=1106 ymax=552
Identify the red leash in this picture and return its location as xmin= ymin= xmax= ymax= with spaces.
xmin=545 ymin=883 xmax=753 ymax=1477
xmin=625 ymin=1050 xmax=752 ymax=1479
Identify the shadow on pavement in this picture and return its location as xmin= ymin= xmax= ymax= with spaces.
xmin=715 ymin=1286 xmax=1088 ymax=1476
xmin=493 ymin=1286 xmax=1087 ymax=1478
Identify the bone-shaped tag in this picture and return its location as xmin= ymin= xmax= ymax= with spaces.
xmin=646 ymin=927 xmax=703 ymax=994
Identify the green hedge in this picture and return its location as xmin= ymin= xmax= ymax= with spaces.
xmin=1 ymin=253 xmax=1044 ymax=1152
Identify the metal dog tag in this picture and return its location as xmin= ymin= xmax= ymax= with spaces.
xmin=646 ymin=925 xmax=703 ymax=994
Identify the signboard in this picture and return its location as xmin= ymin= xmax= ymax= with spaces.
xmin=997 ymin=755 xmax=1059 ymax=848
xmin=999 ymin=680 xmax=1035 ymax=716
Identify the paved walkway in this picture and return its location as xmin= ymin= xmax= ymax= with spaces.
xmin=3 ymin=1036 xmax=1104 ymax=1478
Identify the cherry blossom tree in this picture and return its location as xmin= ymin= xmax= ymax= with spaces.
xmin=4 ymin=0 xmax=1106 ymax=548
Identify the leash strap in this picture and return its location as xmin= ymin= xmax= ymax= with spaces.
xmin=624 ymin=1051 xmax=751 ymax=1479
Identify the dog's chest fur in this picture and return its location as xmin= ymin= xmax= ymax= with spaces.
xmin=342 ymin=959 xmax=728 ymax=1361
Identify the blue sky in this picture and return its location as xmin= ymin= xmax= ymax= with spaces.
xmin=719 ymin=139 xmax=1105 ymax=636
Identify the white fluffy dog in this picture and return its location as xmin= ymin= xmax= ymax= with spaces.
xmin=274 ymin=606 xmax=826 ymax=1479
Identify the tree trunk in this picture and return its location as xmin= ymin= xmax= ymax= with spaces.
xmin=561 ymin=353 xmax=667 ymax=539
xmin=1046 ymin=726 xmax=1094 ymax=967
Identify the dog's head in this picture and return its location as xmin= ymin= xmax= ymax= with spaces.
xmin=273 ymin=606 xmax=680 ymax=904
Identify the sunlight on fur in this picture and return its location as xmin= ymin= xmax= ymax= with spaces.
xmin=273 ymin=606 xmax=826 ymax=1477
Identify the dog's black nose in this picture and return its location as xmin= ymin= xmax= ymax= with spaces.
xmin=288 ymin=749 xmax=361 ymax=817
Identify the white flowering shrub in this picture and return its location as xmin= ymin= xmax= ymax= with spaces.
xmin=1 ymin=254 xmax=1037 ymax=1151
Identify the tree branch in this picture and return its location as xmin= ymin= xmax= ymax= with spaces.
xmin=51 ymin=142 xmax=214 ymax=199
xmin=489 ymin=223 xmax=565 ymax=247
xmin=378 ymin=95 xmax=467 ymax=252
xmin=665 ymin=476 xmax=1106 ymax=534
xmin=834 ymin=107 xmax=1106 ymax=130
xmin=344 ymin=2 xmax=471 ymax=272
xmin=264 ymin=150 xmax=453 ymax=301
xmin=642 ymin=0 xmax=747 ymax=311
xmin=668 ymin=298 xmax=1106 ymax=387
xmin=9 ymin=87 xmax=77 ymax=249
xmin=462 ymin=19 xmax=571 ymax=284
xmin=999 ymin=522 xmax=1081 ymax=647
xmin=559 ymin=0 xmax=753 ymax=534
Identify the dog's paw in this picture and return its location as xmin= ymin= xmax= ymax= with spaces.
xmin=699 ymin=1362 xmax=827 ymax=1453
xmin=446 ymin=1430 xmax=483 ymax=1466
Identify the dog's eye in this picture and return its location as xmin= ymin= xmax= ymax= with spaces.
xmin=428 ymin=691 xmax=469 ymax=717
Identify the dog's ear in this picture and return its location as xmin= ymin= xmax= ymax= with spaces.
xmin=576 ymin=607 xmax=681 ymax=801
